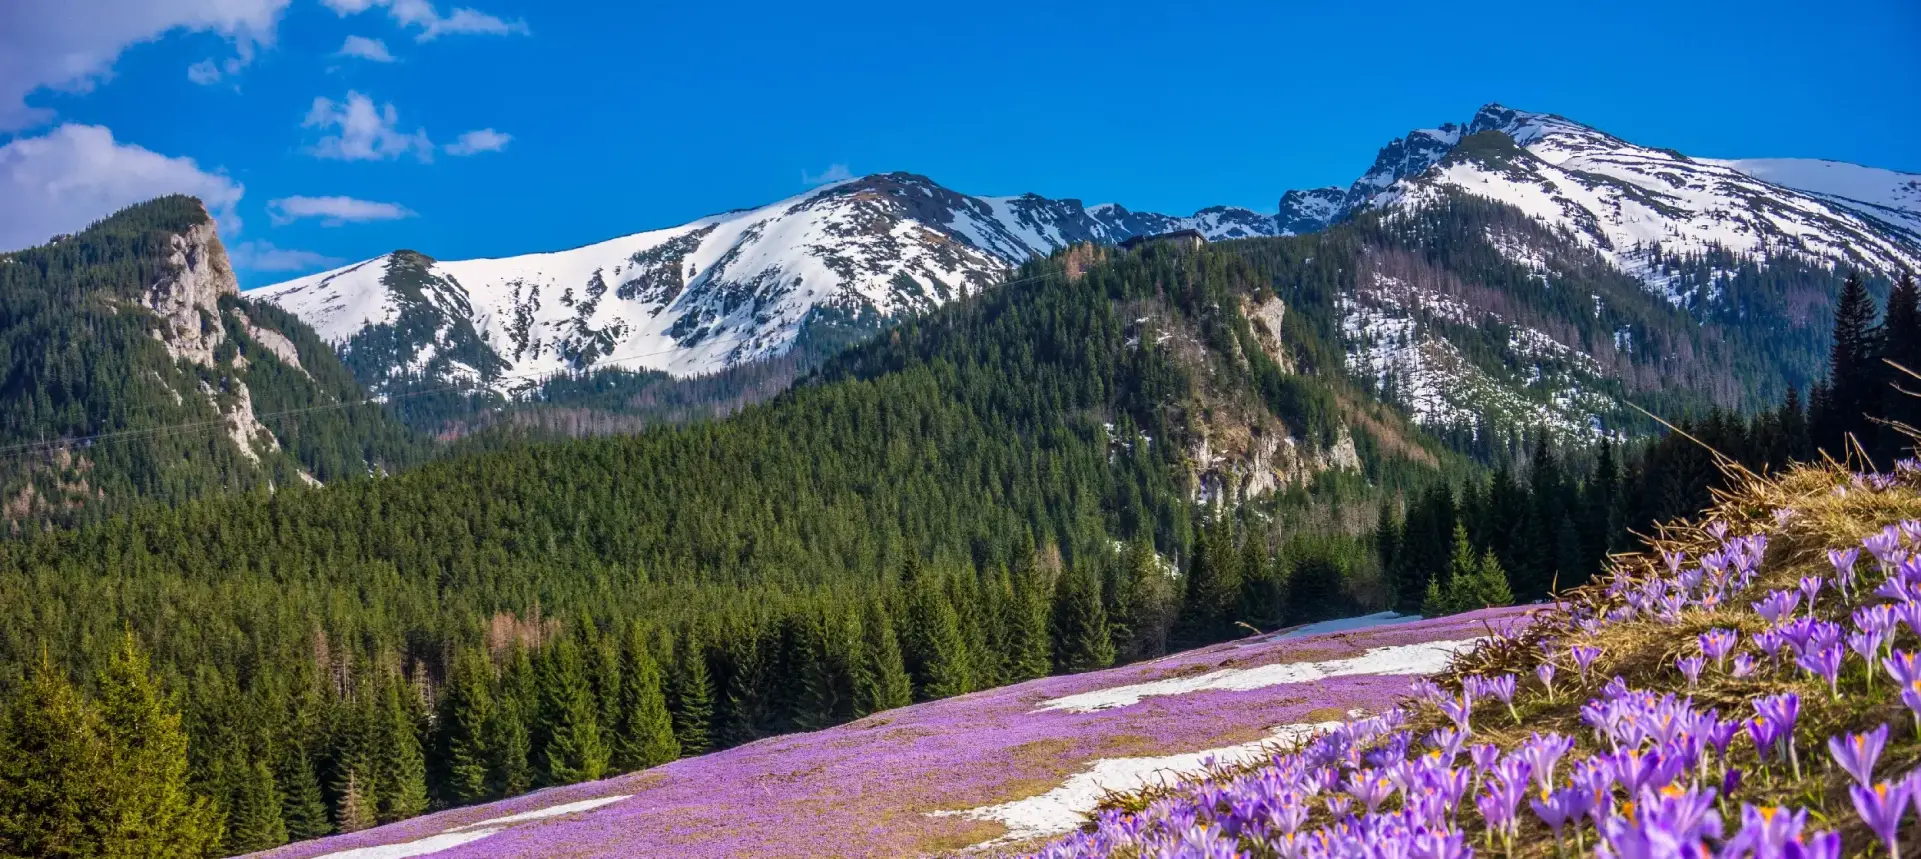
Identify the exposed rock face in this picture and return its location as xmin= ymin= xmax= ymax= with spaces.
xmin=237 ymin=310 xmax=309 ymax=377
xmin=143 ymin=221 xmax=237 ymax=367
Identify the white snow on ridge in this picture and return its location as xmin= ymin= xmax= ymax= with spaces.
xmin=1704 ymin=157 xmax=1921 ymax=238
xmin=253 ymin=175 xmax=1280 ymax=390
xmin=1034 ymin=639 xmax=1482 ymax=714
xmin=937 ymin=721 xmax=1343 ymax=848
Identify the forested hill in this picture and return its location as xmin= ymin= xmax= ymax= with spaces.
xmin=0 ymin=197 xmax=426 ymax=528
xmin=0 ymin=236 xmax=1460 ymax=856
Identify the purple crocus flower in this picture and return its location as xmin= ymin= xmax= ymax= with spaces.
xmin=1754 ymin=590 xmax=1800 ymax=623
xmin=1571 ymin=645 xmax=1602 ymax=680
xmin=1886 ymin=650 xmax=1921 ymax=687
xmin=1849 ymin=780 xmax=1911 ymax=859
xmin=1786 ymin=831 xmax=1843 ymax=859
xmin=1438 ymin=695 xmax=1473 ymax=733
xmin=1344 ymin=771 xmax=1394 ymax=813
xmin=1536 ymin=662 xmax=1558 ymax=701
xmin=1848 ymin=630 xmax=1886 ymax=684
xmin=1795 ymin=644 xmax=1844 ymax=698
xmin=1863 ymin=529 xmax=1903 ymax=566
xmin=1826 ymin=724 xmax=1887 ymax=787
xmin=1731 ymin=653 xmax=1757 ymax=678
xmin=1723 ymin=804 xmax=1806 ymax=859
xmin=1754 ymin=693 xmax=1802 ymax=779
xmin=1829 ymin=546 xmax=1861 ymax=590
xmin=1796 ymin=576 xmax=1824 ymax=612
xmin=1678 ymin=655 xmax=1706 ymax=688
xmin=1699 ymin=628 xmax=1739 ymax=669
xmin=1518 ymin=733 xmax=1574 ymax=793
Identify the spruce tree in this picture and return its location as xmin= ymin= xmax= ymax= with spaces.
xmin=1817 ymin=272 xmax=1882 ymax=456
xmin=536 ymin=638 xmax=609 ymax=785
xmin=333 ymin=770 xmax=377 ymax=834
xmin=222 ymin=759 xmax=288 ymax=853
xmin=904 ymin=569 xmax=973 ymax=699
xmin=1120 ymin=536 xmax=1175 ymax=660
xmin=94 ymin=634 xmax=221 ymax=858
xmin=0 ymin=655 xmax=106 ymax=857
xmin=440 ymin=649 xmax=497 ymax=805
xmin=612 ymin=623 xmax=680 ymax=771
xmin=372 ymin=675 xmax=428 ymax=823
xmin=1878 ymin=272 xmax=1919 ymax=458
xmin=1051 ymin=566 xmax=1116 ymax=673
xmin=852 ymin=597 xmax=913 ymax=716
xmin=275 ymin=743 xmax=332 ymax=841
xmin=670 ymin=634 xmax=715 ymax=756
xmin=1007 ymin=555 xmax=1055 ymax=681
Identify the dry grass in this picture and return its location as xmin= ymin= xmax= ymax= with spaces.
xmin=1091 ymin=459 xmax=1921 ymax=857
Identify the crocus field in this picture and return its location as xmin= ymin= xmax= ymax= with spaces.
xmin=1026 ymin=461 xmax=1921 ymax=859
xmin=251 ymin=610 xmax=1528 ymax=858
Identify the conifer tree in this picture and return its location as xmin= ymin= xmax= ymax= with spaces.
xmin=439 ymin=649 xmax=497 ymax=805
xmin=718 ymin=621 xmax=773 ymax=747
xmin=373 ymin=675 xmax=428 ymax=823
xmin=0 ymin=654 xmax=106 ymax=857
xmin=536 ymin=638 xmax=609 ymax=785
xmin=670 ymin=634 xmax=715 ymax=756
xmin=333 ymin=770 xmax=377 ymax=834
xmin=1878 ymin=272 xmax=1919 ymax=458
xmin=852 ymin=597 xmax=913 ymax=716
xmin=1007 ymin=555 xmax=1055 ymax=681
xmin=905 ymin=568 xmax=973 ymax=698
xmin=222 ymin=759 xmax=288 ymax=853
xmin=1816 ymin=272 xmax=1882 ymax=455
xmin=275 ymin=743 xmax=332 ymax=841
xmin=1051 ymin=566 xmax=1116 ymax=673
xmin=1120 ymin=536 xmax=1176 ymax=660
xmin=93 ymin=633 xmax=222 ymax=857
xmin=612 ymin=623 xmax=679 ymax=770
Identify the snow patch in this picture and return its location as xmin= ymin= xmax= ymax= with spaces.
xmin=936 ymin=721 xmax=1342 ymax=847
xmin=1034 ymin=639 xmax=1482 ymax=713
xmin=1274 ymin=611 xmax=1424 ymax=640
xmin=307 ymin=829 xmax=501 ymax=859
xmin=444 ymin=794 xmax=631 ymax=831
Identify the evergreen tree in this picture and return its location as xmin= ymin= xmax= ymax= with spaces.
xmin=93 ymin=633 xmax=222 ymax=857
xmin=904 ymin=567 xmax=973 ymax=698
xmin=372 ymin=675 xmax=428 ymax=823
xmin=439 ymin=649 xmax=497 ymax=805
xmin=222 ymin=760 xmax=288 ymax=853
xmin=535 ymin=638 xmax=609 ymax=786
xmin=1120 ymin=537 xmax=1176 ymax=660
xmin=0 ymin=655 xmax=106 ymax=857
xmin=1878 ymin=272 xmax=1920 ymax=459
xmin=333 ymin=770 xmax=377 ymax=834
xmin=275 ymin=743 xmax=332 ymax=841
xmin=1816 ymin=272 xmax=1882 ymax=456
xmin=852 ymin=597 xmax=913 ymax=716
xmin=670 ymin=634 xmax=715 ymax=756
xmin=612 ymin=624 xmax=680 ymax=771
xmin=1051 ymin=566 xmax=1116 ymax=674
xmin=1007 ymin=555 xmax=1055 ymax=681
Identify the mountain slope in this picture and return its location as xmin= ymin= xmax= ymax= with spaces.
xmin=1279 ymin=103 xmax=1921 ymax=303
xmin=0 ymin=196 xmax=424 ymax=526
xmin=1703 ymin=156 xmax=1921 ymax=237
xmin=253 ymin=174 xmax=1281 ymax=394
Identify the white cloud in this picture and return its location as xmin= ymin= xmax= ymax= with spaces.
xmin=0 ymin=124 xmax=244 ymax=252
xmin=268 ymin=195 xmax=415 ymax=226
xmin=227 ymin=241 xmax=344 ymax=272
xmin=445 ymin=128 xmax=510 ymax=156
xmin=320 ymin=0 xmax=528 ymax=42
xmin=336 ymin=35 xmax=396 ymax=62
xmin=0 ymin=0 xmax=289 ymax=130
xmin=187 ymin=59 xmax=224 ymax=85
xmin=303 ymin=92 xmax=434 ymax=162
xmin=801 ymin=163 xmax=854 ymax=186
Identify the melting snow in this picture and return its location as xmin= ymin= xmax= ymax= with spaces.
xmin=307 ymin=830 xmax=501 ymax=859
xmin=443 ymin=794 xmax=632 ymax=831
xmin=1034 ymin=639 xmax=1482 ymax=713
xmin=936 ymin=721 xmax=1343 ymax=847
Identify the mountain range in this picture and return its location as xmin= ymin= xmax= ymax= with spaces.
xmin=253 ymin=102 xmax=1921 ymax=444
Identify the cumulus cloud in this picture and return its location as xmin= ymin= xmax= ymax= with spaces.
xmin=320 ymin=0 xmax=529 ymax=42
xmin=0 ymin=124 xmax=244 ymax=252
xmin=227 ymin=241 xmax=345 ymax=273
xmin=0 ymin=0 xmax=289 ymax=129
xmin=303 ymin=92 xmax=434 ymax=162
xmin=336 ymin=35 xmax=397 ymax=62
xmin=444 ymin=128 xmax=510 ymax=156
xmin=268 ymin=195 xmax=415 ymax=226
xmin=801 ymin=163 xmax=855 ymax=186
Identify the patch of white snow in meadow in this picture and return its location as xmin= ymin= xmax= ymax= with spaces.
xmin=444 ymin=794 xmax=632 ymax=831
xmin=308 ymin=830 xmax=500 ymax=859
xmin=937 ymin=721 xmax=1343 ymax=848
xmin=1036 ymin=639 xmax=1482 ymax=714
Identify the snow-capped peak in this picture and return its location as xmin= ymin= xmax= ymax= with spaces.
xmin=253 ymin=174 xmax=1279 ymax=391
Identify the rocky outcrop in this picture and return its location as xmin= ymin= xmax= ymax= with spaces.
xmin=143 ymin=220 xmax=237 ymax=367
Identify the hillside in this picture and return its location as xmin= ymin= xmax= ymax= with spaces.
xmin=1025 ymin=458 xmax=1921 ymax=858
xmin=247 ymin=610 xmax=1529 ymax=858
xmin=0 ymin=237 xmax=1458 ymax=857
xmin=0 ymin=197 xmax=424 ymax=527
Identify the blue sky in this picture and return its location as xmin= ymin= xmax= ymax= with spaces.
xmin=2 ymin=0 xmax=1916 ymax=286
